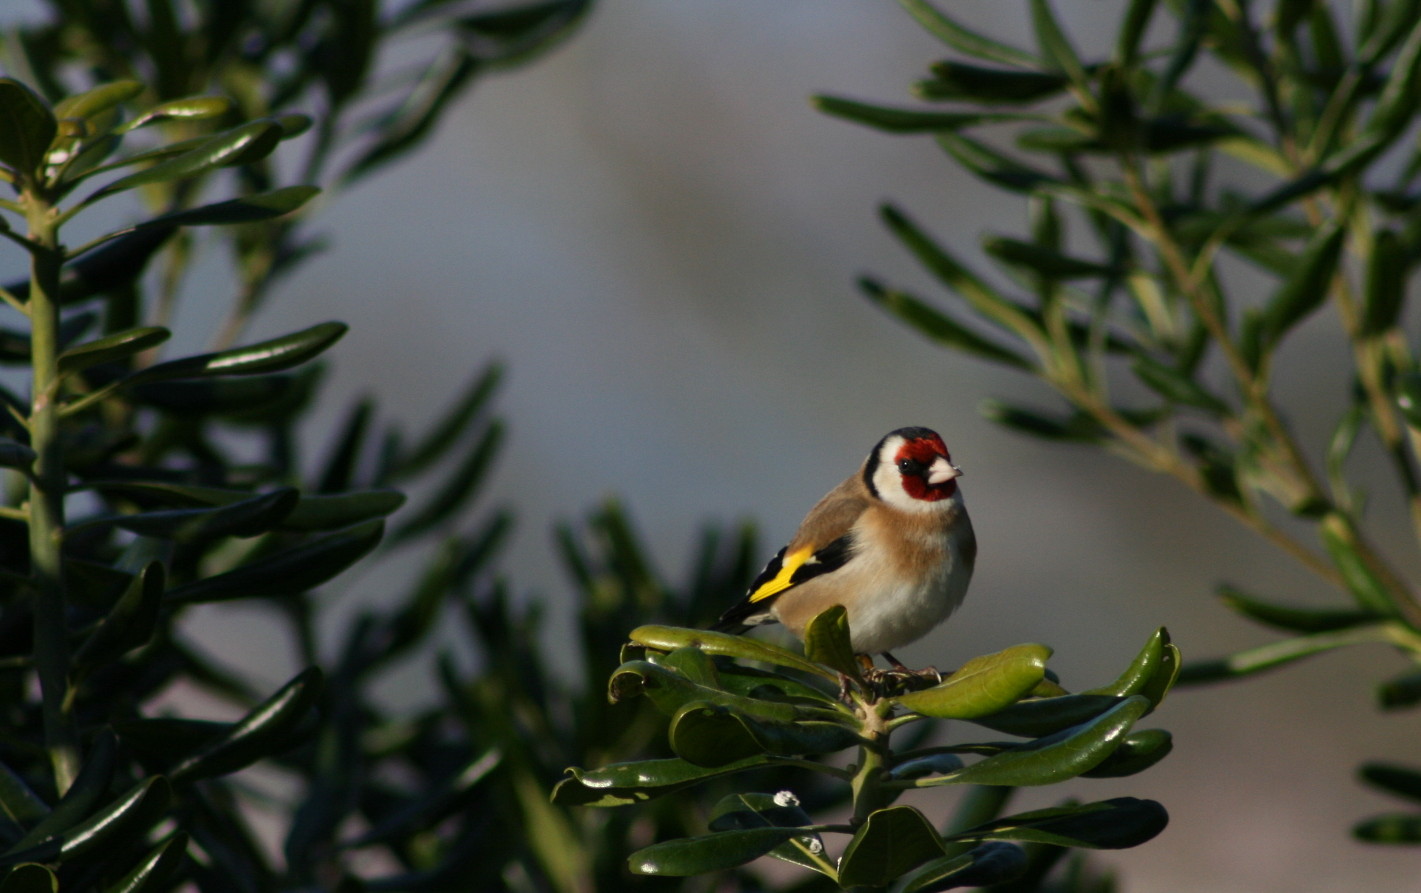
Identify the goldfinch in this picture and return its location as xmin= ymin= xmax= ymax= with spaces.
xmin=715 ymin=427 xmax=975 ymax=668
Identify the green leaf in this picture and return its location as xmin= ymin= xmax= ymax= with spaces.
xmin=7 ymin=732 xmax=116 ymax=854
xmin=1081 ymin=728 xmax=1173 ymax=777
xmin=628 ymin=625 xmax=838 ymax=681
xmin=0 ymin=78 xmax=57 ymax=177
xmin=668 ymin=701 xmax=861 ymax=767
xmin=171 ymin=667 xmax=324 ymax=783
xmin=1378 ymin=669 xmax=1421 ymax=710
xmin=1360 ymin=762 xmax=1421 ymax=804
xmin=1177 ymin=627 xmax=1379 ymax=683
xmin=1398 ymin=373 xmax=1421 ymax=429
xmin=2 ymin=778 xmax=171 ymax=866
xmin=125 ymin=321 xmax=347 ymax=384
xmin=391 ymin=364 xmax=503 ymax=477
xmin=112 ymin=488 xmax=298 ymax=541
xmin=100 ymin=833 xmax=187 ymax=893
xmin=983 ymin=236 xmax=1120 ymax=280
xmin=57 ymin=326 xmax=171 ymax=376
xmin=900 ymin=842 xmax=1028 ymax=892
xmin=838 ymin=806 xmax=946 ymax=887
xmin=1320 ymin=513 xmax=1399 ymax=615
xmin=0 ymin=864 xmax=57 ymax=893
xmin=981 ymin=400 xmax=1104 ymax=442
xmin=1081 ymin=627 xmax=1173 ymax=697
xmin=0 ymin=763 xmax=48 ymax=829
xmin=124 ymin=95 xmax=233 ymax=130
xmin=898 ymin=0 xmax=1039 ymax=67
xmin=1353 ymin=814 xmax=1421 ymax=844
xmin=53 ymin=81 xmax=144 ymax=124
xmin=608 ymin=659 xmax=806 ymax=723
xmin=1361 ymin=228 xmax=1408 ymax=336
xmin=84 ymin=480 xmax=404 ymax=532
xmin=1217 ymin=585 xmax=1378 ymax=633
xmin=163 ymin=520 xmax=384 ymax=604
xmin=708 ymin=792 xmax=830 ymax=877
xmin=893 ymin=643 xmax=1049 ymax=719
xmin=917 ymin=63 xmax=1068 ymax=104
xmin=390 ymin=419 xmax=504 ymax=543
xmin=0 ymin=439 xmax=35 ymax=471
xmin=88 ymin=119 xmax=284 ymax=200
xmin=74 ymin=562 xmax=164 ymax=667
xmin=802 ymin=605 xmax=860 ymax=680
xmin=812 ymin=95 xmax=1025 ymax=133
xmin=1258 ymin=223 xmax=1345 ymax=346
xmin=949 ymin=797 xmax=1168 ymax=849
xmin=1029 ymin=0 xmax=1089 ymax=89
xmin=860 ymin=277 xmax=1033 ymax=369
xmin=919 ymin=697 xmax=1151 ymax=786
xmin=628 ymin=828 xmax=800 ymax=876
xmin=937 ymin=131 xmax=1061 ymax=194
xmin=1131 ymin=354 xmax=1229 ymax=413
xmin=138 ymin=185 xmax=319 ymax=228
xmin=552 ymin=755 xmax=777 ymax=807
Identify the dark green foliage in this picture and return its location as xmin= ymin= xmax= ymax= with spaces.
xmin=560 ymin=617 xmax=1177 ymax=888
xmin=822 ymin=0 xmax=1421 ymax=852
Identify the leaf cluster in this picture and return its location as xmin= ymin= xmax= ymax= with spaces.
xmin=821 ymin=0 xmax=1421 ymax=846
xmin=558 ymin=609 xmax=1179 ymax=890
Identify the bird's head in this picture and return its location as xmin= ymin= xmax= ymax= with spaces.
xmin=865 ymin=426 xmax=962 ymax=510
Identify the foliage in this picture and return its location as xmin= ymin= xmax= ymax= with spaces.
xmin=558 ymin=607 xmax=1178 ymax=890
xmin=0 ymin=1 xmax=603 ymax=889
xmin=821 ymin=0 xmax=1421 ymax=845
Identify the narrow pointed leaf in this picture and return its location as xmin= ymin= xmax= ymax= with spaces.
xmin=112 ymin=488 xmax=298 ymax=541
xmin=1176 ymin=627 xmax=1381 ymax=683
xmin=100 ymin=833 xmax=187 ymax=893
xmin=1216 ymin=585 xmax=1378 ymax=633
xmin=1081 ymin=728 xmax=1173 ymax=777
xmin=74 ymin=562 xmax=164 ymax=667
xmin=708 ymin=792 xmax=830 ymax=877
xmin=58 ymin=328 xmax=170 ymax=377
xmin=0 ymin=763 xmax=48 ymax=829
xmin=171 ymin=667 xmax=324 ymax=783
xmin=138 ymin=186 xmax=319 ymax=228
xmin=628 ymin=828 xmax=800 ymax=876
xmin=391 ymin=364 xmax=502 ymax=478
xmin=1131 ymin=355 xmax=1228 ymax=412
xmin=813 ymin=96 xmax=1024 ymax=133
xmin=390 ymin=419 xmax=504 ymax=543
xmin=860 ymin=277 xmax=1032 ymax=368
xmin=983 ymin=236 xmax=1120 ymax=280
xmin=1320 ymin=513 xmax=1399 ymax=615
xmin=893 ymin=643 xmax=1049 ymax=719
xmin=1361 ymin=228 xmax=1407 ymax=335
xmin=898 ymin=0 xmax=1039 ymax=66
xmin=126 ymin=321 xmax=347 ymax=384
xmin=2 ymin=778 xmax=171 ymax=866
xmin=89 ymin=120 xmax=283 ymax=200
xmin=918 ymin=63 xmax=1067 ymax=103
xmin=552 ymin=755 xmax=778 ymax=807
xmin=838 ymin=806 xmax=946 ymax=887
xmin=1355 ymin=814 xmax=1421 ymax=843
xmin=1378 ymin=669 xmax=1421 ymax=710
xmin=7 ymin=733 xmax=116 ymax=853
xmin=124 ymin=95 xmax=233 ymax=130
xmin=919 ymin=696 xmax=1151 ymax=786
xmin=948 ymin=797 xmax=1168 ymax=849
xmin=1030 ymin=0 xmax=1089 ymax=87
xmin=163 ymin=520 xmax=383 ymax=604
xmin=1259 ymin=224 xmax=1345 ymax=345
xmin=1082 ymin=627 xmax=1172 ymax=697
xmin=1359 ymin=762 xmax=1421 ymax=804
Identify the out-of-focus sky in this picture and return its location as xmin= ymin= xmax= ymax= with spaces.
xmin=10 ymin=1 xmax=1421 ymax=890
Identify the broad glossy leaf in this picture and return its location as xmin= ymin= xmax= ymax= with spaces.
xmin=0 ymin=79 xmax=57 ymax=176
xmin=900 ymin=842 xmax=1027 ymax=892
xmin=1082 ymin=728 xmax=1173 ymax=777
xmin=163 ymin=520 xmax=383 ymax=604
xmin=7 ymin=732 xmax=116 ymax=854
xmin=1217 ymin=586 xmax=1377 ymax=633
xmin=838 ymin=806 xmax=945 ymax=887
xmin=669 ymin=701 xmax=861 ymax=766
xmin=920 ymin=697 xmax=1150 ymax=786
xmin=893 ymin=643 xmax=1049 ymax=719
xmin=948 ymin=797 xmax=1168 ymax=849
xmin=113 ymin=488 xmax=298 ymax=541
xmin=552 ymin=755 xmax=777 ymax=807
xmin=126 ymin=321 xmax=347 ymax=384
xmin=628 ymin=625 xmax=837 ymax=680
xmin=628 ymin=828 xmax=800 ymax=876
xmin=608 ymin=660 xmax=799 ymax=722
xmin=89 ymin=120 xmax=283 ymax=200
xmin=100 ymin=833 xmax=187 ymax=893
xmin=57 ymin=327 xmax=170 ymax=376
xmin=171 ymin=667 xmax=323 ymax=783
xmin=813 ymin=95 xmax=1024 ymax=133
xmin=138 ymin=186 xmax=319 ymax=228
xmin=53 ymin=81 xmax=144 ymax=124
xmin=647 ymin=645 xmax=721 ymax=687
xmin=712 ymin=663 xmax=840 ymax=706
xmin=0 ymin=864 xmax=57 ymax=893
xmin=74 ymin=562 xmax=164 ymax=667
xmin=802 ymin=605 xmax=859 ymax=680
xmin=124 ymin=95 xmax=233 ymax=130
xmin=1359 ymin=762 xmax=1421 ymax=804
xmin=1082 ymin=627 xmax=1171 ymax=697
xmin=709 ymin=792 xmax=829 ymax=877
xmin=859 ymin=277 xmax=1032 ymax=369
xmin=1354 ymin=814 xmax=1421 ymax=843
xmin=2 ymin=778 xmax=171 ymax=866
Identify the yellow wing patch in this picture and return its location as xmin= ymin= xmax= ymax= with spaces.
xmin=748 ymin=546 xmax=815 ymax=603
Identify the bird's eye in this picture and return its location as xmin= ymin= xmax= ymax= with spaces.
xmin=897 ymin=458 xmax=921 ymax=475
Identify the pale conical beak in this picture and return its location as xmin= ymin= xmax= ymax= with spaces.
xmin=927 ymin=457 xmax=962 ymax=485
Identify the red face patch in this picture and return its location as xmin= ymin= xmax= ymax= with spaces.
xmin=895 ymin=435 xmax=955 ymax=501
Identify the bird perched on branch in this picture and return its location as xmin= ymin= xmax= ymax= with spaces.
xmin=715 ymin=427 xmax=975 ymax=675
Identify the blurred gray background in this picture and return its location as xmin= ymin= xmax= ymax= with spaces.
xmin=125 ymin=2 xmax=1421 ymax=891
